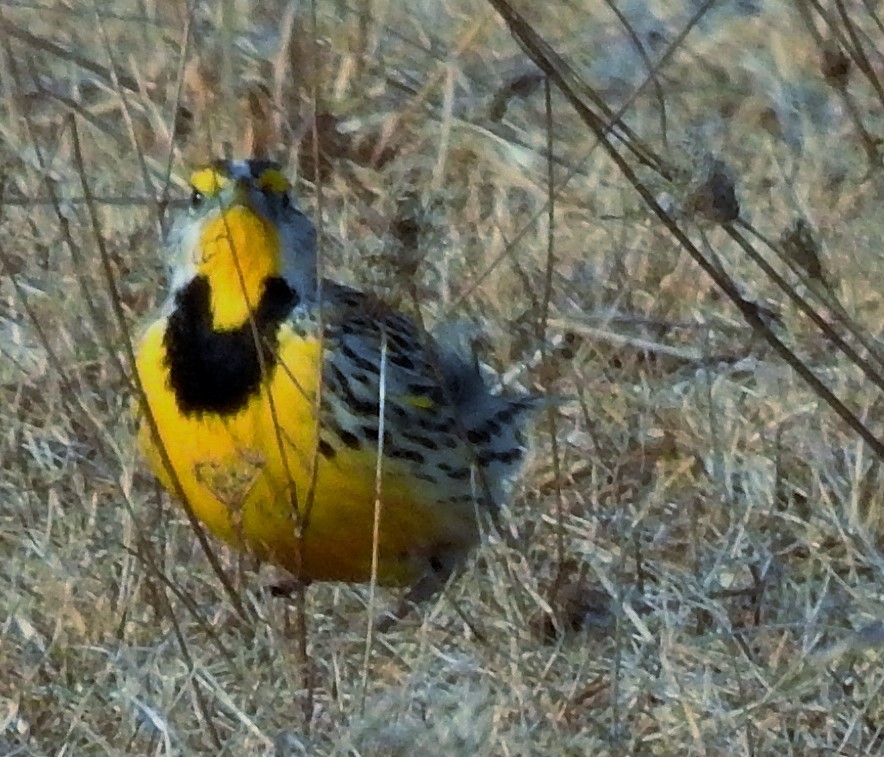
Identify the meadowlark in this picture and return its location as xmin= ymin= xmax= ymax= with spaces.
xmin=135 ymin=159 xmax=535 ymax=597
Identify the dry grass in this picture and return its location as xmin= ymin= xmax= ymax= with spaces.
xmin=2 ymin=0 xmax=884 ymax=753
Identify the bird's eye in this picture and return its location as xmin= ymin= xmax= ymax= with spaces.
xmin=280 ymin=192 xmax=291 ymax=209
xmin=190 ymin=190 xmax=204 ymax=209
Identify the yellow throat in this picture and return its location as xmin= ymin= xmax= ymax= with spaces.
xmin=190 ymin=165 xmax=286 ymax=330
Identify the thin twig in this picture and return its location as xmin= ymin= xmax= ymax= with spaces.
xmin=600 ymin=0 xmax=668 ymax=146
xmin=159 ymin=0 xmax=195 ymax=217
xmin=360 ymin=329 xmax=388 ymax=713
xmin=539 ymin=77 xmax=567 ymax=602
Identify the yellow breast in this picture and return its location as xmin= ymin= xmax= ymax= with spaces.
xmin=135 ymin=318 xmax=477 ymax=585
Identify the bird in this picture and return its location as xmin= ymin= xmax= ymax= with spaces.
xmin=135 ymin=158 xmax=535 ymax=603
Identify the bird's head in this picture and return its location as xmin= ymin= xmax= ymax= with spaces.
xmin=166 ymin=159 xmax=316 ymax=329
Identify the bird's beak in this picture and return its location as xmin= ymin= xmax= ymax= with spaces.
xmin=230 ymin=178 xmax=255 ymax=211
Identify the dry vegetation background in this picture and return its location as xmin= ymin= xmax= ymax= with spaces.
xmin=2 ymin=0 xmax=884 ymax=753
